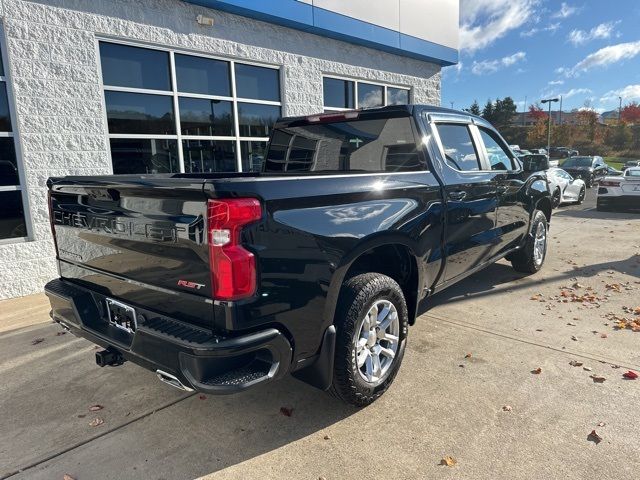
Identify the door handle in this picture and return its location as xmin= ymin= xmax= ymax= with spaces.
xmin=448 ymin=191 xmax=467 ymax=201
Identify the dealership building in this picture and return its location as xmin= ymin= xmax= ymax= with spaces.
xmin=0 ymin=0 xmax=459 ymax=299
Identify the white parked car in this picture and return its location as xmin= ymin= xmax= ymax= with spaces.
xmin=597 ymin=167 xmax=640 ymax=212
xmin=547 ymin=167 xmax=586 ymax=208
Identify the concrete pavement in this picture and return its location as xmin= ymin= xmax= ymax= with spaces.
xmin=1 ymin=189 xmax=639 ymax=480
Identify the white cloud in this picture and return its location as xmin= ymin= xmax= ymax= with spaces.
xmin=520 ymin=22 xmax=560 ymax=38
xmin=571 ymin=40 xmax=640 ymax=74
xmin=568 ymin=22 xmax=618 ymax=46
xmin=471 ymin=51 xmax=526 ymax=75
xmin=442 ymin=61 xmax=464 ymax=81
xmin=561 ymin=88 xmax=593 ymax=98
xmin=460 ymin=0 xmax=538 ymax=54
xmin=552 ymin=2 xmax=578 ymax=19
xmin=600 ymin=84 xmax=640 ymax=103
xmin=548 ymin=80 xmax=564 ymax=86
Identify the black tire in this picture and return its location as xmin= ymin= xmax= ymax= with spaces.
xmin=551 ymin=188 xmax=561 ymax=209
xmin=329 ymin=273 xmax=408 ymax=407
xmin=586 ymin=175 xmax=593 ymax=188
xmin=577 ymin=186 xmax=585 ymax=205
xmin=510 ymin=210 xmax=548 ymax=274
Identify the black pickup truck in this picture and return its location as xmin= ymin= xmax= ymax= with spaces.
xmin=45 ymin=105 xmax=551 ymax=406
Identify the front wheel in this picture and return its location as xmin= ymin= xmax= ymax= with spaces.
xmin=577 ymin=186 xmax=585 ymax=205
xmin=552 ymin=188 xmax=561 ymax=209
xmin=510 ymin=210 xmax=548 ymax=274
xmin=329 ymin=273 xmax=408 ymax=407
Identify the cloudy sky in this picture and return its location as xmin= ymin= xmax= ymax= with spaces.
xmin=442 ymin=0 xmax=640 ymax=113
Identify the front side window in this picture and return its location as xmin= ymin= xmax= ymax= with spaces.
xmin=0 ymin=33 xmax=29 ymax=242
xmin=264 ymin=117 xmax=423 ymax=173
xmin=478 ymin=128 xmax=514 ymax=171
xmin=436 ymin=124 xmax=480 ymax=172
xmin=99 ymin=42 xmax=282 ymax=174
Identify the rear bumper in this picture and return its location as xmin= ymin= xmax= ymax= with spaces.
xmin=45 ymin=279 xmax=292 ymax=394
xmin=597 ymin=194 xmax=640 ymax=211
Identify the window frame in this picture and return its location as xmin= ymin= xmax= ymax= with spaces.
xmin=474 ymin=125 xmax=518 ymax=172
xmin=0 ymin=25 xmax=32 ymax=245
xmin=96 ymin=38 xmax=283 ymax=173
xmin=431 ymin=121 xmax=483 ymax=173
xmin=322 ymin=74 xmax=411 ymax=112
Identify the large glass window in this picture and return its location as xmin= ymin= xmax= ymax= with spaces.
xmin=323 ymin=77 xmax=410 ymax=111
xmin=100 ymin=42 xmax=282 ymax=174
xmin=478 ymin=127 xmax=514 ymax=171
xmin=0 ymin=34 xmax=29 ymax=242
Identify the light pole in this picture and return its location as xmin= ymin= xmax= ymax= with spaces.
xmin=541 ymin=98 xmax=559 ymax=154
xmin=450 ymin=101 xmax=455 ymax=109
xmin=619 ymin=96 xmax=623 ymax=124
xmin=522 ymin=95 xmax=527 ymax=126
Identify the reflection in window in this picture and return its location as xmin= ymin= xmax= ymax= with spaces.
xmin=241 ymin=141 xmax=267 ymax=172
xmin=105 ymin=91 xmax=175 ymax=135
xmin=478 ymin=128 xmax=513 ymax=171
xmin=358 ymin=83 xmax=384 ymax=108
xmin=0 ymin=191 xmax=26 ymax=240
xmin=99 ymin=43 xmax=171 ymax=91
xmin=110 ymin=139 xmax=178 ymax=174
xmin=175 ymin=54 xmax=230 ymax=96
xmin=437 ymin=124 xmax=480 ymax=171
xmin=323 ymin=78 xmax=355 ymax=109
xmin=235 ymin=64 xmax=280 ymax=101
xmin=183 ymin=140 xmax=236 ymax=172
xmin=238 ymin=103 xmax=280 ymax=137
xmin=265 ymin=117 xmax=422 ymax=173
xmin=179 ymin=98 xmax=234 ymax=136
xmin=0 ymin=138 xmax=19 ymax=186
xmin=387 ymin=87 xmax=409 ymax=105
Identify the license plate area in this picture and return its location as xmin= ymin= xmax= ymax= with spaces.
xmin=106 ymin=298 xmax=137 ymax=334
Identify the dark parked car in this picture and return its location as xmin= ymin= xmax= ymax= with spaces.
xmin=606 ymin=165 xmax=623 ymax=176
xmin=561 ymin=155 xmax=607 ymax=187
xmin=45 ymin=105 xmax=552 ymax=407
xmin=549 ymin=147 xmax=578 ymax=159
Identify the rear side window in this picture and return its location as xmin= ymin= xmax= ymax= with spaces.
xmin=436 ymin=124 xmax=480 ymax=171
xmin=478 ymin=127 xmax=515 ymax=171
xmin=263 ymin=117 xmax=424 ymax=173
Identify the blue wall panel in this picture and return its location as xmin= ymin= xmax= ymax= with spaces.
xmin=185 ymin=0 xmax=458 ymax=65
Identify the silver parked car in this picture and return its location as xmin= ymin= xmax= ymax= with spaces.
xmin=547 ymin=167 xmax=586 ymax=208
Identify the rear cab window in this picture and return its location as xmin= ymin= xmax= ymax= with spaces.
xmin=263 ymin=116 xmax=426 ymax=173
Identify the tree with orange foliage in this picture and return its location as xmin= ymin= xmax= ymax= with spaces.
xmin=621 ymin=102 xmax=640 ymax=124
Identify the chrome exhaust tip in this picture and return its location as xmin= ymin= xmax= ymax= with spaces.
xmin=156 ymin=370 xmax=194 ymax=392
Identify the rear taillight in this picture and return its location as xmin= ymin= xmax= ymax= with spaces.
xmin=600 ymin=180 xmax=620 ymax=187
xmin=47 ymin=190 xmax=59 ymax=254
xmin=207 ymin=198 xmax=262 ymax=301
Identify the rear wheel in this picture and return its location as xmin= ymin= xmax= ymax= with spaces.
xmin=329 ymin=273 xmax=408 ymax=407
xmin=510 ymin=210 xmax=548 ymax=274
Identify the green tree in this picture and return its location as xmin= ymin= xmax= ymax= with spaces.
xmin=494 ymin=96 xmax=518 ymax=128
xmin=482 ymin=99 xmax=495 ymax=124
xmin=468 ymin=100 xmax=481 ymax=116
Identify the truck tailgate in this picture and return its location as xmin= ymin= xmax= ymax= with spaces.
xmin=49 ymin=175 xmax=213 ymax=327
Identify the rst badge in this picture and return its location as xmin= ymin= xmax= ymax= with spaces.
xmin=177 ymin=280 xmax=206 ymax=290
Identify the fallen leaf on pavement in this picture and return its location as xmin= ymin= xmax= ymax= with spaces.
xmin=590 ymin=375 xmax=606 ymax=383
xmin=587 ymin=430 xmax=602 ymax=444
xmin=88 ymin=418 xmax=104 ymax=427
xmin=63 ymin=475 xmax=76 ymax=480
xmin=199 ymin=394 xmax=207 ymax=400
xmin=31 ymin=338 xmax=45 ymax=345
xmin=583 ymin=367 xmax=592 ymax=371
xmin=89 ymin=405 xmax=103 ymax=412
xmin=502 ymin=405 xmax=512 ymax=411
xmin=623 ymin=371 xmax=638 ymax=380
xmin=464 ymin=353 xmax=472 ymax=358
xmin=323 ymin=434 xmax=331 ymax=440
xmin=569 ymin=360 xmax=583 ymax=367
xmin=571 ymin=336 xmax=578 ymax=341
xmin=600 ymin=333 xmax=608 ymax=338
xmin=441 ymin=456 xmax=457 ymax=467
xmin=280 ymin=407 xmax=293 ymax=417
xmin=597 ymin=422 xmax=606 ymax=427
xmin=567 ymin=322 xmax=577 ymax=326
xmin=56 ymin=331 xmax=67 ymax=336
xmin=531 ymin=367 xmax=542 ymax=374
